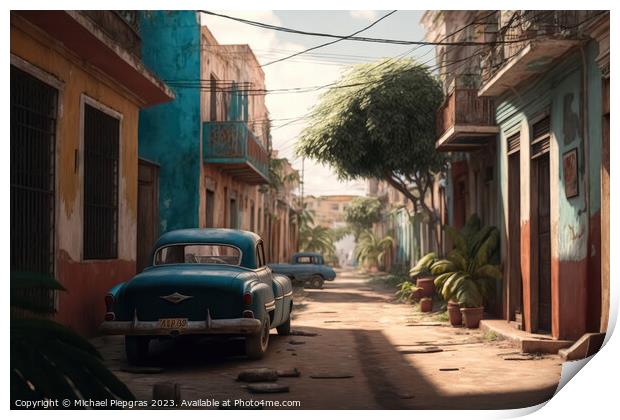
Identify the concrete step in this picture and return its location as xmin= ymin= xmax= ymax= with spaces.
xmin=480 ymin=319 xmax=573 ymax=354
xmin=558 ymin=332 xmax=606 ymax=361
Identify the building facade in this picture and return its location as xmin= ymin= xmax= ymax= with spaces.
xmin=137 ymin=11 xmax=295 ymax=267
xmin=10 ymin=11 xmax=173 ymax=335
xmin=423 ymin=10 xmax=610 ymax=341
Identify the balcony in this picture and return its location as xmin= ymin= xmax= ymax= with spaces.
xmin=436 ymin=87 xmax=499 ymax=152
xmin=203 ymin=121 xmax=270 ymax=185
xmin=479 ymin=11 xmax=599 ymax=97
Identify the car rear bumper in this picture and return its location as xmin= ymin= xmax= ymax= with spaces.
xmin=99 ymin=317 xmax=262 ymax=336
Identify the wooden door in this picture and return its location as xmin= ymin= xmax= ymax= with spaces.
xmin=536 ymin=154 xmax=551 ymax=332
xmin=205 ymin=189 xmax=215 ymax=228
xmin=137 ymin=160 xmax=159 ymax=272
xmin=508 ymin=151 xmax=522 ymax=323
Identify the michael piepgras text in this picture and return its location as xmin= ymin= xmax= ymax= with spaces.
xmin=14 ymin=398 xmax=301 ymax=409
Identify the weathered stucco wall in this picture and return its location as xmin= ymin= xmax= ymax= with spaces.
xmin=12 ymin=18 xmax=140 ymax=336
xmin=139 ymin=11 xmax=202 ymax=232
xmin=495 ymin=42 xmax=604 ymax=340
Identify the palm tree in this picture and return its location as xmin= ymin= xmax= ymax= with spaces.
xmin=300 ymin=225 xmax=336 ymax=257
xmin=354 ymin=230 xmax=394 ymax=270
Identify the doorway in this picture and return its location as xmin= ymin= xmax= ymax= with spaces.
xmin=533 ymin=153 xmax=551 ymax=333
xmin=507 ymin=134 xmax=522 ymax=324
xmin=137 ymin=159 xmax=159 ymax=272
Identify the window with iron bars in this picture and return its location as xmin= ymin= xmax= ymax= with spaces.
xmin=10 ymin=65 xmax=58 ymax=312
xmin=83 ymin=103 xmax=119 ymax=260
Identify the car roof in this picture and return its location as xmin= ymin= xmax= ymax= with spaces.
xmin=294 ymin=252 xmax=322 ymax=258
xmin=152 ymin=228 xmax=261 ymax=268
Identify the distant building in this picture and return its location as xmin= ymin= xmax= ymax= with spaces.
xmin=10 ymin=11 xmax=174 ymax=335
xmin=303 ymin=194 xmax=356 ymax=228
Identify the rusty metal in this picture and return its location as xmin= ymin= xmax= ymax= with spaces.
xmin=83 ymin=104 xmax=119 ymax=259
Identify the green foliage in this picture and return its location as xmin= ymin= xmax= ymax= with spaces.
xmin=354 ymin=230 xmax=394 ymax=269
xmin=268 ymin=156 xmax=299 ymax=193
xmin=395 ymin=280 xmax=422 ymax=303
xmin=299 ymin=225 xmax=336 ymax=257
xmin=11 ymin=272 xmax=134 ymax=406
xmin=409 ymin=252 xmax=437 ymax=277
xmin=431 ymin=215 xmax=501 ymax=308
xmin=297 ymin=59 xmax=445 ymax=182
xmin=344 ymin=196 xmax=383 ymax=237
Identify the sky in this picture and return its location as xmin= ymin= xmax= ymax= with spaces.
xmin=201 ymin=10 xmax=431 ymax=196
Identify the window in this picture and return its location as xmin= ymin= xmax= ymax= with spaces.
xmin=205 ymin=188 xmax=215 ymax=227
xmin=331 ymin=203 xmax=339 ymax=211
xmin=154 ymin=244 xmax=241 ymax=266
xmin=296 ymin=256 xmax=318 ymax=264
xmin=209 ymin=74 xmax=217 ymax=121
xmin=11 ymin=66 xmax=57 ymax=275
xmin=83 ymin=102 xmax=119 ymax=259
xmin=256 ymin=242 xmax=266 ymax=267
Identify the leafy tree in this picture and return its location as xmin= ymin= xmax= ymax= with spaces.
xmin=11 ymin=272 xmax=134 ymax=406
xmin=297 ymin=59 xmax=446 ymax=249
xmin=344 ymin=196 xmax=383 ymax=238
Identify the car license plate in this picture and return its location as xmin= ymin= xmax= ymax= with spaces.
xmin=158 ymin=318 xmax=188 ymax=329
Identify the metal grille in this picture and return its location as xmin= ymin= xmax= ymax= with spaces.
xmin=11 ymin=66 xmax=57 ymax=276
xmin=11 ymin=66 xmax=57 ymax=313
xmin=83 ymin=104 xmax=119 ymax=259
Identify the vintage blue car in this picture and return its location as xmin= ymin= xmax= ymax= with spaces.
xmin=269 ymin=252 xmax=336 ymax=289
xmin=99 ymin=229 xmax=293 ymax=363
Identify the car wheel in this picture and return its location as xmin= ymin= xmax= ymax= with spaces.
xmin=125 ymin=336 xmax=150 ymax=365
xmin=246 ymin=314 xmax=270 ymax=360
xmin=310 ymin=275 xmax=324 ymax=289
xmin=276 ymin=315 xmax=291 ymax=336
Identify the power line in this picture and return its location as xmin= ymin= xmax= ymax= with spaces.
xmin=261 ymin=10 xmax=397 ymax=67
xmin=199 ymin=9 xmax=560 ymax=47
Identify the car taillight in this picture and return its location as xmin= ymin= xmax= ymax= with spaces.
xmin=105 ymin=294 xmax=114 ymax=312
xmin=242 ymin=310 xmax=254 ymax=319
xmin=243 ymin=292 xmax=252 ymax=306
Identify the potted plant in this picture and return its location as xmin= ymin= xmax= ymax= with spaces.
xmin=447 ymin=300 xmax=462 ymax=327
xmin=430 ymin=215 xmax=502 ymax=329
xmin=409 ymin=252 xmax=437 ymax=298
xmin=420 ymin=297 xmax=433 ymax=313
xmin=395 ymin=280 xmax=423 ymax=303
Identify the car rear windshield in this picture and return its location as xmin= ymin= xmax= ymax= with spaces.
xmin=296 ymin=256 xmax=319 ymax=264
xmin=154 ymin=244 xmax=241 ymax=266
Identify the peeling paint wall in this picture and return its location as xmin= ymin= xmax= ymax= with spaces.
xmin=138 ymin=11 xmax=202 ymax=232
xmin=12 ymin=17 xmax=140 ymax=336
xmin=495 ymin=42 xmax=604 ymax=340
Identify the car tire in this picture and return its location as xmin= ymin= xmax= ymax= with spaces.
xmin=246 ymin=314 xmax=270 ymax=360
xmin=276 ymin=315 xmax=291 ymax=336
xmin=309 ymin=275 xmax=324 ymax=289
xmin=125 ymin=336 xmax=150 ymax=365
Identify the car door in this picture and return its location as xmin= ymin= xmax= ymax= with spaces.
xmin=256 ymin=241 xmax=283 ymax=326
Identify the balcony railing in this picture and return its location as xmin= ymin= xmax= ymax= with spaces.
xmin=203 ymin=121 xmax=270 ymax=184
xmin=479 ymin=10 xmax=600 ymax=96
xmin=435 ymin=87 xmax=498 ymax=152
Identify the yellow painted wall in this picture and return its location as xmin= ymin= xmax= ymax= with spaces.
xmin=11 ymin=18 xmax=140 ymax=264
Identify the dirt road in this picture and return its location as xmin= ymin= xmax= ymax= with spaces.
xmin=94 ymin=268 xmax=562 ymax=409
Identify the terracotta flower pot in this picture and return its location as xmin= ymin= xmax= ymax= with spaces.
xmin=416 ymin=276 xmax=435 ymax=298
xmin=460 ymin=307 xmax=484 ymax=329
xmin=420 ymin=297 xmax=433 ymax=313
xmin=447 ymin=300 xmax=462 ymax=327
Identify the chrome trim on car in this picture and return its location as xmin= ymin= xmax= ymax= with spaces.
xmin=283 ymin=290 xmax=293 ymax=297
xmin=160 ymin=292 xmax=194 ymax=304
xmin=99 ymin=317 xmax=261 ymax=336
xmin=264 ymin=300 xmax=276 ymax=311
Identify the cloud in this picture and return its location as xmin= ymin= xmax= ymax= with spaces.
xmin=349 ymin=10 xmax=379 ymax=22
xmin=201 ymin=11 xmax=367 ymax=197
